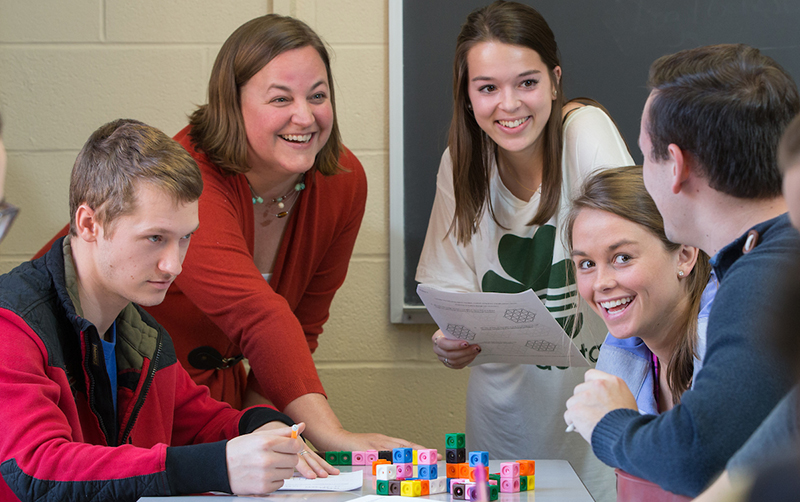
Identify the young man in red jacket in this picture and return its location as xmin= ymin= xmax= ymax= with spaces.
xmin=0 ymin=119 xmax=333 ymax=501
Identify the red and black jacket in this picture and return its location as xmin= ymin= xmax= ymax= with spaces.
xmin=0 ymin=238 xmax=292 ymax=501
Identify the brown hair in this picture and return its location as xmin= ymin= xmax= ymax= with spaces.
xmin=778 ymin=113 xmax=800 ymax=173
xmin=69 ymin=119 xmax=203 ymax=237
xmin=647 ymin=44 xmax=799 ymax=199
xmin=567 ymin=165 xmax=711 ymax=404
xmin=448 ymin=0 xmax=563 ymax=244
xmin=188 ymin=14 xmax=342 ymax=176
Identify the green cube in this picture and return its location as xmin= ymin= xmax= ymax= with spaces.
xmin=377 ymin=480 xmax=389 ymax=495
xmin=325 ymin=451 xmax=340 ymax=465
xmin=519 ymin=476 xmax=528 ymax=492
xmin=489 ymin=473 xmax=501 ymax=483
xmin=445 ymin=433 xmax=466 ymax=449
xmin=339 ymin=451 xmax=352 ymax=465
xmin=489 ymin=485 xmax=499 ymax=501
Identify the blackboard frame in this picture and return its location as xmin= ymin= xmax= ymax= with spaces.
xmin=389 ymin=0 xmax=800 ymax=324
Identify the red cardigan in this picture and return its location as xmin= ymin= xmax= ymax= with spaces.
xmin=36 ymin=126 xmax=368 ymax=411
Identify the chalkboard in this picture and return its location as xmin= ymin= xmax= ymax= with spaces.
xmin=389 ymin=0 xmax=800 ymax=323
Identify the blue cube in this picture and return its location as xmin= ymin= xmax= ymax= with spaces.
xmin=393 ymin=447 xmax=413 ymax=464
xmin=417 ymin=464 xmax=439 ymax=480
xmin=468 ymin=451 xmax=489 ymax=467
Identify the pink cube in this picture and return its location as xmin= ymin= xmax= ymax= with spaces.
xmin=465 ymin=484 xmax=477 ymax=500
xmin=500 ymin=462 xmax=520 ymax=478
xmin=365 ymin=450 xmax=379 ymax=463
xmin=417 ymin=448 xmax=437 ymax=465
xmin=352 ymin=451 xmax=366 ymax=465
xmin=395 ymin=463 xmax=413 ymax=479
xmin=500 ymin=478 xmax=520 ymax=493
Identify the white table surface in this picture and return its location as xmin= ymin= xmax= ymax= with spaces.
xmin=139 ymin=459 xmax=594 ymax=502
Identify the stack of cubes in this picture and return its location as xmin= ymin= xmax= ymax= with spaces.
xmin=326 ymin=449 xmax=382 ymax=466
xmin=499 ymin=460 xmax=535 ymax=493
xmin=445 ymin=434 xmax=498 ymax=501
xmin=374 ymin=447 xmax=446 ymax=497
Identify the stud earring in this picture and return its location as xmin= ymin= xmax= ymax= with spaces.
xmin=552 ymin=89 xmax=558 ymax=98
xmin=467 ymin=103 xmax=473 ymax=110
xmin=678 ymin=270 xmax=685 ymax=278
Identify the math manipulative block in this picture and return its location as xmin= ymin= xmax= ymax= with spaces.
xmin=378 ymin=450 xmax=393 ymax=462
xmin=372 ymin=459 xmax=391 ymax=476
xmin=500 ymin=462 xmax=520 ymax=478
xmin=376 ymin=464 xmax=397 ymax=481
xmin=489 ymin=473 xmax=501 ymax=483
xmin=468 ymin=466 xmax=488 ymax=482
xmin=468 ymin=451 xmax=489 ymax=467
xmin=395 ymin=462 xmax=413 ymax=479
xmin=457 ymin=463 xmax=471 ymax=479
xmin=412 ymin=449 xmax=418 ymax=465
xmin=400 ymin=480 xmax=415 ymax=497
xmin=412 ymin=480 xmax=423 ymax=497
xmin=352 ymin=451 xmax=366 ymax=465
xmin=519 ymin=476 xmax=527 ymax=492
xmin=489 ymin=484 xmax=499 ymax=501
xmin=518 ymin=460 xmax=536 ymax=476
xmin=417 ymin=448 xmax=437 ymax=465
xmin=500 ymin=478 xmax=520 ymax=493
xmin=388 ymin=480 xmax=401 ymax=495
xmin=446 ymin=448 xmax=467 ymax=464
xmin=393 ymin=447 xmax=413 ymax=464
xmin=324 ymin=451 xmax=340 ymax=465
xmin=527 ymin=475 xmax=535 ymax=491
xmin=417 ymin=464 xmax=438 ymax=480
xmin=446 ymin=463 xmax=459 ymax=478
xmin=465 ymin=484 xmax=478 ymax=501
xmin=420 ymin=479 xmax=430 ymax=496
xmin=430 ymin=478 xmax=447 ymax=494
xmin=376 ymin=480 xmax=389 ymax=495
xmin=339 ymin=451 xmax=352 ymax=465
xmin=365 ymin=450 xmax=379 ymax=463
xmin=446 ymin=433 xmax=466 ymax=449
xmin=452 ymin=483 xmax=466 ymax=500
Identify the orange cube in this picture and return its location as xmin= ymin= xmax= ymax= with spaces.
xmin=469 ymin=466 xmax=489 ymax=482
xmin=420 ymin=479 xmax=430 ymax=496
xmin=458 ymin=463 xmax=471 ymax=479
xmin=519 ymin=460 xmax=535 ymax=476
xmin=372 ymin=459 xmax=391 ymax=476
xmin=446 ymin=464 xmax=459 ymax=478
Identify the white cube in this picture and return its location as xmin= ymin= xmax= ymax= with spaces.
xmin=376 ymin=464 xmax=397 ymax=481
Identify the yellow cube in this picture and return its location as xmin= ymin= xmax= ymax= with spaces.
xmin=401 ymin=480 xmax=414 ymax=497
xmin=527 ymin=475 xmax=535 ymax=491
xmin=412 ymin=449 xmax=418 ymax=465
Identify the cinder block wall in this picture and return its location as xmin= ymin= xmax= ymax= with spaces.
xmin=0 ymin=0 xmax=467 ymax=450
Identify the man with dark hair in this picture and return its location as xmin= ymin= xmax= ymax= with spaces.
xmin=564 ymin=44 xmax=800 ymax=496
xmin=0 ymin=119 xmax=318 ymax=501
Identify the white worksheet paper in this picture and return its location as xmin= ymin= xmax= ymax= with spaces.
xmin=279 ymin=469 xmax=363 ymax=491
xmin=417 ymin=285 xmax=589 ymax=367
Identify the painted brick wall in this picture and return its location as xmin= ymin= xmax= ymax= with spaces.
xmin=0 ymin=0 xmax=467 ymax=451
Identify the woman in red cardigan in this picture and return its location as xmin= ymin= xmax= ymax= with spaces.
xmin=146 ymin=14 xmax=424 ymax=460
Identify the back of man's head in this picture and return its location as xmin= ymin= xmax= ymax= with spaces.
xmin=647 ymin=44 xmax=800 ymax=199
xmin=68 ymin=119 xmax=202 ymax=237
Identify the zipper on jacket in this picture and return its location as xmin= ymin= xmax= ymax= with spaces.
xmin=85 ymin=332 xmax=113 ymax=445
xmin=120 ymin=330 xmax=163 ymax=445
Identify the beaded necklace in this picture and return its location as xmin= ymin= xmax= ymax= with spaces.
xmin=249 ymin=173 xmax=306 ymax=218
